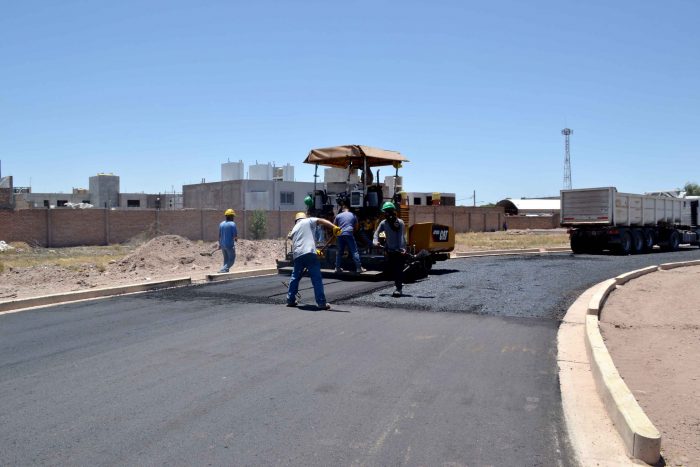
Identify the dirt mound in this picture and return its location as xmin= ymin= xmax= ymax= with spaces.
xmin=111 ymin=235 xmax=217 ymax=274
xmin=111 ymin=235 xmax=286 ymax=275
xmin=236 ymin=239 xmax=287 ymax=267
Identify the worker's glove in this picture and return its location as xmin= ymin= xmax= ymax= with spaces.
xmin=333 ymin=226 xmax=342 ymax=237
xmin=316 ymin=249 xmax=323 ymax=257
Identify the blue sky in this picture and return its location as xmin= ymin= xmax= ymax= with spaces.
xmin=2 ymin=0 xmax=698 ymax=204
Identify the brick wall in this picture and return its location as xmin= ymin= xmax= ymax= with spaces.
xmin=0 ymin=207 xmax=561 ymax=248
xmin=0 ymin=208 xmax=305 ymax=247
xmin=408 ymin=206 xmax=506 ymax=232
xmin=504 ymin=214 xmax=561 ymax=230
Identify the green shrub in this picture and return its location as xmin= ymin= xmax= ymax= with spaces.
xmin=249 ymin=210 xmax=267 ymax=240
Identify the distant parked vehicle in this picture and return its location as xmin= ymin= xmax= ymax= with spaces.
xmin=560 ymin=187 xmax=700 ymax=254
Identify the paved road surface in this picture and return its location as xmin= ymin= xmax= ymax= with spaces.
xmin=2 ymin=248 xmax=698 ymax=466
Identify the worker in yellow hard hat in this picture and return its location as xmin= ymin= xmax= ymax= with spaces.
xmin=217 ymin=208 xmax=238 ymax=273
xmin=286 ymin=211 xmax=341 ymax=310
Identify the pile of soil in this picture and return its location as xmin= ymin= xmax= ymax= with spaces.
xmin=0 ymin=235 xmax=287 ymax=302
xmin=112 ymin=235 xmax=286 ymax=274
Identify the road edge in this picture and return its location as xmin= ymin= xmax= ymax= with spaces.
xmin=0 ymin=267 xmax=279 ymax=314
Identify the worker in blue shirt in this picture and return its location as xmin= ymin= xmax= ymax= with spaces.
xmin=217 ymin=208 xmax=238 ymax=273
xmin=333 ymin=199 xmax=366 ymax=274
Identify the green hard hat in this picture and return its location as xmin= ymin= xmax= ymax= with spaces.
xmin=381 ymin=201 xmax=397 ymax=212
xmin=304 ymin=195 xmax=313 ymax=207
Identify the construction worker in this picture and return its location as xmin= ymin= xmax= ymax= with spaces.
xmin=373 ymin=201 xmax=406 ymax=297
xmin=217 ymin=208 xmax=238 ymax=273
xmin=333 ymin=199 xmax=366 ymax=274
xmin=287 ymin=212 xmax=340 ymax=310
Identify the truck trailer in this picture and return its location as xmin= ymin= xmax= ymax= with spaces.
xmin=560 ymin=187 xmax=700 ymax=254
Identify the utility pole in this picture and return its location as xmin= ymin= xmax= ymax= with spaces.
xmin=562 ymin=128 xmax=573 ymax=190
xmin=473 ymin=190 xmax=476 ymax=207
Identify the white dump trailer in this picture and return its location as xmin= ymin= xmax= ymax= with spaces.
xmin=560 ymin=187 xmax=700 ymax=254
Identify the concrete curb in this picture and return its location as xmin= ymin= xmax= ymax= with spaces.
xmin=206 ymin=268 xmax=278 ymax=282
xmin=0 ymin=266 xmax=281 ymax=315
xmin=586 ymin=278 xmax=617 ymax=316
xmin=0 ymin=277 xmax=192 ymax=314
xmin=581 ymin=261 xmax=700 ymax=464
xmin=658 ymin=258 xmax=700 ymax=270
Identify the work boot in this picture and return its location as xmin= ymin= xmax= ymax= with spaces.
xmin=334 ymin=268 xmax=343 ymax=274
xmin=320 ymin=303 xmax=331 ymax=310
xmin=355 ymin=267 xmax=367 ymax=274
xmin=286 ymin=301 xmax=298 ymax=307
xmin=392 ymin=288 xmax=402 ymax=298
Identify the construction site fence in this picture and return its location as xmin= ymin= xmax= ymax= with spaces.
xmin=0 ymin=207 xmax=560 ymax=248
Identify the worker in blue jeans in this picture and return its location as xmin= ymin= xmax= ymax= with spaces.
xmin=286 ymin=212 xmax=340 ymax=310
xmin=217 ymin=208 xmax=238 ymax=273
xmin=333 ymin=200 xmax=366 ymax=274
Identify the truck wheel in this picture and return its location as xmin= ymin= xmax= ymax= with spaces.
xmin=630 ymin=229 xmax=644 ymax=254
xmin=570 ymin=235 xmax=586 ymax=254
xmin=668 ymin=230 xmax=680 ymax=251
xmin=642 ymin=229 xmax=655 ymax=252
xmin=617 ymin=231 xmax=632 ymax=255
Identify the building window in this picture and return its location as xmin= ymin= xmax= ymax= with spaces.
xmin=127 ymin=200 xmax=141 ymax=208
xmin=280 ymin=192 xmax=294 ymax=205
xmin=57 ymin=200 xmax=68 ymax=207
xmin=43 ymin=200 xmax=49 ymax=207
xmin=413 ymin=197 xmax=422 ymax=205
xmin=82 ymin=200 xmax=91 ymax=204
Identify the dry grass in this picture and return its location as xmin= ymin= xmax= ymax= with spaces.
xmin=455 ymin=230 xmax=569 ymax=251
xmin=0 ymin=244 xmax=135 ymax=271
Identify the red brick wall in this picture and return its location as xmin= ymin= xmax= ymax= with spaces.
xmin=504 ymin=214 xmax=561 ymax=230
xmin=408 ymin=206 xmax=506 ymax=232
xmin=0 ymin=207 xmax=562 ymax=248
xmin=107 ymin=210 xmax=157 ymax=244
xmin=50 ymin=209 xmax=106 ymax=246
xmin=0 ymin=209 xmax=47 ymax=245
xmin=0 ymin=208 xmax=303 ymax=247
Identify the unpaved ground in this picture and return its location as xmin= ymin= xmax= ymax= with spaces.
xmin=600 ymin=266 xmax=700 ymax=467
xmin=0 ymin=235 xmax=286 ymax=301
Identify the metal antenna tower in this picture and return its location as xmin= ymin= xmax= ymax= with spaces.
xmin=561 ymin=128 xmax=573 ymax=190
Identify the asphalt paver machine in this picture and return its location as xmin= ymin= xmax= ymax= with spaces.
xmin=277 ymin=145 xmax=454 ymax=281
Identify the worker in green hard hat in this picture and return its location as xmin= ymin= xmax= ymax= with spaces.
xmin=373 ymin=201 xmax=406 ymax=297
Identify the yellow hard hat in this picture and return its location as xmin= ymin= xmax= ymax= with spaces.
xmin=224 ymin=208 xmax=235 ymax=216
xmin=295 ymin=212 xmax=307 ymax=221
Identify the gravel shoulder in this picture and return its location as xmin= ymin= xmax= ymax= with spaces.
xmin=600 ymin=266 xmax=700 ymax=467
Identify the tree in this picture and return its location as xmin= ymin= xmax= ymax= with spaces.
xmin=249 ymin=210 xmax=267 ymax=240
xmin=683 ymin=182 xmax=700 ymax=196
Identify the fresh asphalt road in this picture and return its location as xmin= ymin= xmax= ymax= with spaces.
xmin=2 ymin=247 xmax=699 ymax=466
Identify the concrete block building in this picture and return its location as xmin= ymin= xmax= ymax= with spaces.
xmin=183 ymin=179 xmax=314 ymax=212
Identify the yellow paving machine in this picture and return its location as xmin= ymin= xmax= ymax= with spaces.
xmin=277 ymin=145 xmax=454 ymax=281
